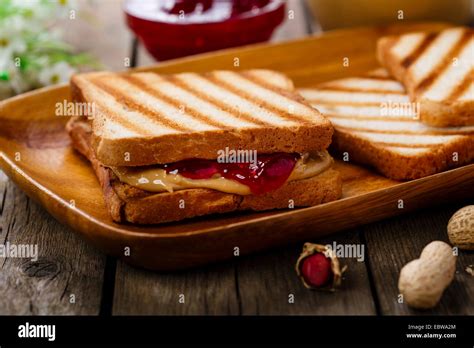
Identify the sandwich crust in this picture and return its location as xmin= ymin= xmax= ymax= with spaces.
xmin=67 ymin=118 xmax=342 ymax=224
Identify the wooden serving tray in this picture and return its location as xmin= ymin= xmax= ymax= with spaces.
xmin=1 ymin=22 xmax=472 ymax=270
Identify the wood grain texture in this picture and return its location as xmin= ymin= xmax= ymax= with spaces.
xmin=113 ymin=260 xmax=239 ymax=315
xmin=363 ymin=203 xmax=474 ymax=315
xmin=237 ymin=231 xmax=376 ymax=315
xmin=113 ymin=230 xmax=376 ymax=315
xmin=0 ymin=172 xmax=105 ymax=315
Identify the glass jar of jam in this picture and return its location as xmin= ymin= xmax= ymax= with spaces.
xmin=124 ymin=0 xmax=286 ymax=61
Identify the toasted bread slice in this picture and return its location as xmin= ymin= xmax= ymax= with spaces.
xmin=67 ymin=118 xmax=342 ymax=224
xmin=299 ymin=69 xmax=474 ymax=180
xmin=377 ymin=27 xmax=474 ymax=127
xmin=70 ymin=69 xmax=333 ymax=167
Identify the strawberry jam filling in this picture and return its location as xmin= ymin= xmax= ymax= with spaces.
xmin=163 ymin=153 xmax=300 ymax=195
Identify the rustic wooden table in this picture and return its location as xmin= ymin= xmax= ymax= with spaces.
xmin=0 ymin=1 xmax=472 ymax=316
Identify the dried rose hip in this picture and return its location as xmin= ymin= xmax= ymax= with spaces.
xmin=301 ymin=252 xmax=332 ymax=287
xmin=295 ymin=243 xmax=346 ymax=291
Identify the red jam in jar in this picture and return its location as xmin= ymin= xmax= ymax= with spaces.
xmin=163 ymin=152 xmax=299 ymax=194
xmin=124 ymin=0 xmax=286 ymax=60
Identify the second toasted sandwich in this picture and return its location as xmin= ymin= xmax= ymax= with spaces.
xmin=299 ymin=69 xmax=474 ymax=180
xmin=377 ymin=27 xmax=474 ymax=127
xmin=67 ymin=69 xmax=342 ymax=224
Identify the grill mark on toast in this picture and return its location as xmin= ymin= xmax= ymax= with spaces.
xmin=335 ymin=125 xmax=426 ymax=136
xmin=351 ymin=136 xmax=441 ymax=148
xmin=366 ymin=69 xmax=392 ymax=79
xmin=125 ymin=75 xmax=231 ymax=129
xmin=87 ymin=79 xmax=166 ymax=136
xmin=318 ymin=86 xmax=405 ymax=95
xmin=401 ymin=32 xmax=438 ymax=68
xmin=205 ymin=74 xmax=313 ymax=123
xmin=305 ymin=99 xmax=417 ymax=121
xmin=299 ymin=88 xmax=409 ymax=106
xmin=303 ymin=99 xmax=398 ymax=107
xmin=166 ymin=75 xmax=272 ymax=127
xmin=446 ymin=67 xmax=474 ymax=102
xmin=322 ymin=112 xmax=417 ymax=122
xmin=336 ymin=129 xmax=444 ymax=150
xmin=96 ymin=76 xmax=192 ymax=133
xmin=415 ymin=30 xmax=472 ymax=94
xmin=363 ymin=75 xmax=393 ymax=81
xmin=332 ymin=123 xmax=474 ymax=135
xmin=240 ymin=71 xmax=293 ymax=92
xmin=236 ymin=73 xmax=319 ymax=117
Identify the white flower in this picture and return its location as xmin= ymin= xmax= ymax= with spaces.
xmin=0 ymin=33 xmax=27 ymax=89
xmin=0 ymin=31 xmax=27 ymax=60
xmin=0 ymin=0 xmax=94 ymax=97
xmin=11 ymin=0 xmax=42 ymax=8
xmin=9 ymin=1 xmax=51 ymax=28
xmin=0 ymin=59 xmax=31 ymax=95
xmin=53 ymin=0 xmax=79 ymax=18
xmin=38 ymin=62 xmax=76 ymax=86
xmin=1 ymin=15 xmax=28 ymax=34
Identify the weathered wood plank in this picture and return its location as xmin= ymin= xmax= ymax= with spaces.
xmin=363 ymin=203 xmax=474 ymax=315
xmin=237 ymin=231 xmax=376 ymax=315
xmin=0 ymin=173 xmax=105 ymax=315
xmin=112 ymin=231 xmax=377 ymax=315
xmin=112 ymin=261 xmax=239 ymax=315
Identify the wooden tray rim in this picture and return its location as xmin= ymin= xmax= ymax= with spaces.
xmin=2 ymin=152 xmax=473 ymax=239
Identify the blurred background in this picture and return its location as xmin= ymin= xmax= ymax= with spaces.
xmin=0 ymin=0 xmax=473 ymax=100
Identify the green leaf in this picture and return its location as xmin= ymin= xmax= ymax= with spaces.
xmin=0 ymin=71 xmax=9 ymax=81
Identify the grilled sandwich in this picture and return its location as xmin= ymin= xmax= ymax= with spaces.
xmin=377 ymin=27 xmax=474 ymax=127
xmin=298 ymin=69 xmax=474 ymax=180
xmin=67 ymin=69 xmax=342 ymax=224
